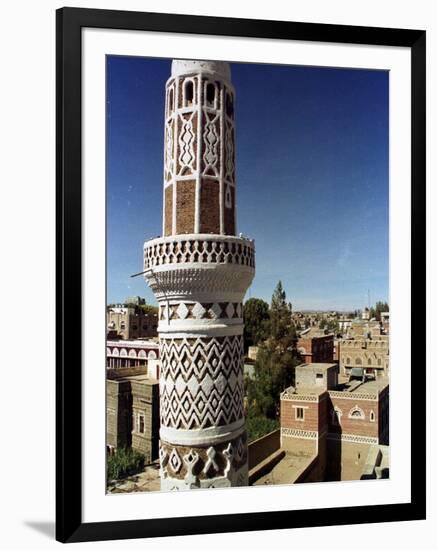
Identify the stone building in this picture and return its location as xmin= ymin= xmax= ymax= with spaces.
xmin=106 ymin=374 xmax=159 ymax=463
xmin=280 ymin=362 xmax=389 ymax=481
xmin=338 ymin=317 xmax=389 ymax=378
xmin=106 ymin=339 xmax=159 ymax=370
xmin=143 ymin=59 xmax=255 ymax=490
xmin=107 ymin=305 xmax=158 ymax=340
xmin=297 ymin=328 xmax=334 ymax=364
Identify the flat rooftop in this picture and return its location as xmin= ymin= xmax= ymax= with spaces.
xmin=284 ymin=376 xmax=389 ymax=398
xmin=107 ymin=374 xmax=158 ymax=385
xmin=252 ymin=451 xmax=315 ymax=486
xmin=296 ymin=362 xmax=337 ymax=370
xmin=335 ymin=375 xmax=389 ymax=394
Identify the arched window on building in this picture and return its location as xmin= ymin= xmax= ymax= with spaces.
xmin=349 ymin=406 xmax=365 ymax=419
xmin=206 ymin=82 xmax=216 ymax=107
xmin=331 ymin=407 xmax=342 ymax=426
xmin=225 ymin=92 xmax=234 ymax=117
xmin=346 ymin=357 xmax=351 ymax=365
xmin=368 ymin=358 xmax=372 ymax=365
xmin=370 ymin=410 xmax=376 ymax=422
xmin=168 ymin=88 xmax=174 ymax=114
xmin=355 ymin=357 xmax=362 ymax=365
xmin=184 ymin=80 xmax=194 ymax=106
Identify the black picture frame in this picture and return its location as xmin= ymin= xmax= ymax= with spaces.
xmin=56 ymin=7 xmax=426 ymax=543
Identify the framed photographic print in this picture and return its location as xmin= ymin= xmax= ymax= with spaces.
xmin=56 ymin=7 xmax=426 ymax=543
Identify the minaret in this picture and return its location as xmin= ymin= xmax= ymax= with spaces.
xmin=144 ymin=59 xmax=255 ymax=490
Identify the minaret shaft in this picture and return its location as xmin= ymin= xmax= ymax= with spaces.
xmin=144 ymin=60 xmax=255 ymax=491
xmin=163 ymin=63 xmax=236 ymax=237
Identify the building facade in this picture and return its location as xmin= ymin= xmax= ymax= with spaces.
xmin=106 ymin=374 xmax=159 ymax=463
xmin=106 ymin=339 xmax=159 ymax=370
xmin=338 ymin=316 xmax=389 ymax=378
xmin=297 ymin=329 xmax=334 ymax=364
xmin=280 ymin=363 xmax=389 ymax=480
xmin=143 ymin=60 xmax=255 ymax=490
xmin=107 ymin=306 xmax=158 ymax=340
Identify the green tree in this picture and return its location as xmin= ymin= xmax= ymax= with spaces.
xmin=139 ymin=303 xmax=159 ymax=316
xmin=270 ymin=281 xmax=297 ymax=350
xmin=243 ymin=298 xmax=270 ymax=350
xmin=246 ymin=344 xmax=296 ymax=419
xmin=245 ymin=282 xmax=299 ymax=421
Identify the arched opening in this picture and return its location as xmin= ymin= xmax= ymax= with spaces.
xmin=225 ymin=92 xmax=234 ymax=117
xmin=168 ymin=88 xmax=174 ymax=113
xmin=184 ymin=80 xmax=194 ymax=106
xmin=206 ymin=82 xmax=216 ymax=106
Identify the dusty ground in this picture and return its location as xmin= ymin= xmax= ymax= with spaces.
xmin=107 ymin=461 xmax=160 ymax=493
xmin=253 ymin=451 xmax=314 ymax=486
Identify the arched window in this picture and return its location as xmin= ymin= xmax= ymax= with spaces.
xmin=368 ymin=358 xmax=372 ymax=365
xmin=331 ymin=407 xmax=342 ymax=426
xmin=167 ymin=87 xmax=174 ymax=116
xmin=225 ymin=92 xmax=234 ymax=117
xmin=355 ymin=357 xmax=362 ymax=365
xmin=377 ymin=358 xmax=382 ymax=366
xmin=206 ymin=82 xmax=216 ymax=106
xmin=346 ymin=357 xmax=351 ymax=365
xmin=370 ymin=410 xmax=376 ymax=422
xmin=349 ymin=406 xmax=365 ymax=419
xmin=184 ymin=80 xmax=194 ymax=106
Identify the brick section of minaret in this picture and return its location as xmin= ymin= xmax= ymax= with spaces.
xmin=164 ymin=185 xmax=173 ymax=236
xmin=199 ymin=179 xmax=220 ymax=234
xmin=224 ymin=186 xmax=236 ymax=235
xmin=176 ymin=180 xmax=196 ymax=234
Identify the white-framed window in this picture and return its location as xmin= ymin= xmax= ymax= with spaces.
xmin=348 ymin=405 xmax=365 ymax=420
xmin=295 ymin=407 xmax=305 ymax=421
xmin=370 ymin=410 xmax=376 ymax=422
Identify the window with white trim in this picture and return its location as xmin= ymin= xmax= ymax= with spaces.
xmin=295 ymin=407 xmax=305 ymax=420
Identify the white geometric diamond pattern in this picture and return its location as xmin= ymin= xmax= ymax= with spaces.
xmin=160 ymin=335 xmax=245 ymax=430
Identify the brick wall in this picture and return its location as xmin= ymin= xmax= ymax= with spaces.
xmin=164 ymin=185 xmax=173 ymax=236
xmin=106 ymin=380 xmax=132 ymax=449
xmin=223 ymin=185 xmax=235 ymax=235
xmin=248 ymin=429 xmax=280 ymax=470
xmin=176 ymin=180 xmax=196 ymax=233
xmin=281 ymin=398 xmax=322 ymax=432
xmin=199 ymin=179 xmax=220 ymax=233
xmin=328 ymin=395 xmax=379 ymax=440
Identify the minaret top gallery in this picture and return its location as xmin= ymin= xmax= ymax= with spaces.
xmin=144 ymin=59 xmax=255 ymax=491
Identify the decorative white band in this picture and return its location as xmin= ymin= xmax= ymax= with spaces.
xmin=327 ymin=433 xmax=379 ymax=445
xmin=158 ymin=325 xmax=243 ymax=338
xmin=160 ymin=418 xmax=245 ymax=446
xmin=281 ymin=428 xmax=319 ymax=440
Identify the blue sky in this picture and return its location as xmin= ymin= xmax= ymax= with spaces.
xmin=107 ymin=56 xmax=388 ymax=311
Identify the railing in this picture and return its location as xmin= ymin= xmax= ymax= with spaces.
xmin=144 ymin=234 xmax=255 ymax=270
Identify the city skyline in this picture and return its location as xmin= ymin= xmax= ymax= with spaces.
xmin=107 ymin=56 xmax=389 ymax=311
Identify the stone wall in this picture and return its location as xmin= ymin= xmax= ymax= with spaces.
xmin=248 ymin=429 xmax=280 ymax=470
xmin=131 ymin=379 xmax=160 ymax=463
xmin=106 ymin=380 xmax=132 ymax=450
